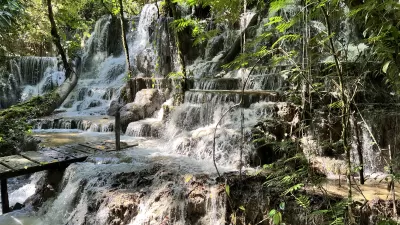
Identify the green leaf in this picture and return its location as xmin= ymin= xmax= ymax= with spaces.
xmin=239 ymin=206 xmax=245 ymax=211
xmin=225 ymin=184 xmax=230 ymax=197
xmin=279 ymin=202 xmax=285 ymax=210
xmin=382 ymin=61 xmax=391 ymax=74
xmin=269 ymin=209 xmax=277 ymax=217
xmin=273 ymin=212 xmax=282 ymax=224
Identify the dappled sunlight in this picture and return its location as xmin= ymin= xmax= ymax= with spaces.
xmin=309 ymin=178 xmax=400 ymax=201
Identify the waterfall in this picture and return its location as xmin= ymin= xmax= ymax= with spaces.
xmin=0 ymin=56 xmax=62 ymax=108
xmin=15 ymin=56 xmax=58 ymax=85
xmin=128 ymin=4 xmax=158 ymax=58
xmin=57 ymin=4 xmax=159 ymax=116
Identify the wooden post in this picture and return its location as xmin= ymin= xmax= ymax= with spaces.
xmin=115 ymin=110 xmax=121 ymax=151
xmin=389 ymin=145 xmax=397 ymax=217
xmin=1 ymin=179 xmax=9 ymax=214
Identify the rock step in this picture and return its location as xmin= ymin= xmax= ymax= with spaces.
xmin=125 ymin=119 xmax=163 ymax=138
xmin=187 ymin=75 xmax=287 ymax=91
xmin=30 ymin=116 xmax=115 ymax=132
xmin=184 ymin=90 xmax=281 ymax=107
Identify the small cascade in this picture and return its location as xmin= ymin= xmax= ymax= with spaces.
xmin=125 ymin=119 xmax=162 ymax=137
xmin=163 ymin=71 xmax=287 ymax=165
xmin=205 ymin=186 xmax=226 ymax=225
xmin=14 ymin=56 xmax=58 ymax=85
xmin=0 ymin=56 xmax=62 ymax=107
xmin=31 ymin=116 xmax=114 ymax=132
xmin=129 ymin=4 xmax=159 ymax=77
xmin=350 ymin=110 xmax=400 ymax=174
xmin=191 ymin=78 xmax=241 ymax=90
xmin=184 ymin=90 xmax=280 ymax=107
xmin=81 ymin=16 xmax=112 ymax=75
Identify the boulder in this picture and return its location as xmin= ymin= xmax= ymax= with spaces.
xmin=88 ymin=100 xmax=102 ymax=108
xmin=120 ymin=103 xmax=145 ymax=131
xmin=134 ymin=89 xmax=165 ymax=116
xmin=119 ymin=89 xmax=165 ymax=132
xmin=107 ymin=100 xmax=124 ymax=116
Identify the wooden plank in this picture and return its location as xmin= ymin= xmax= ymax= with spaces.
xmin=80 ymin=143 xmax=115 ymax=152
xmin=19 ymin=151 xmax=58 ymax=165
xmin=1 ymin=179 xmax=9 ymax=214
xmin=79 ymin=143 xmax=103 ymax=151
xmin=0 ymin=164 xmax=12 ymax=174
xmin=39 ymin=148 xmax=73 ymax=161
xmin=51 ymin=146 xmax=88 ymax=158
xmin=66 ymin=144 xmax=96 ymax=154
xmin=0 ymin=155 xmax=38 ymax=171
xmin=122 ymin=143 xmax=138 ymax=149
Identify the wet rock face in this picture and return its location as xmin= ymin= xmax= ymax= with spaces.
xmin=106 ymin=193 xmax=140 ymax=225
xmin=25 ymin=170 xmax=65 ymax=209
xmin=205 ymin=35 xmax=224 ymax=60
xmin=32 ymin=159 xmax=228 ymax=225
xmin=135 ymin=49 xmax=155 ymax=76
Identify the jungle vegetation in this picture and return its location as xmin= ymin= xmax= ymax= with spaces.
xmin=1 ymin=0 xmax=400 ymax=224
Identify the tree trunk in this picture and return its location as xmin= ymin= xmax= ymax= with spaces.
xmin=118 ymin=0 xmax=132 ymax=75
xmin=321 ymin=6 xmax=353 ymax=223
xmin=47 ymin=0 xmax=71 ymax=79
xmin=154 ymin=0 xmax=160 ymax=18
xmin=389 ymin=145 xmax=397 ymax=217
xmin=354 ymin=116 xmax=365 ymax=184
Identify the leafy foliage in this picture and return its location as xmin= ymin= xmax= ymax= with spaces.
xmin=350 ymin=0 xmax=400 ymax=91
xmin=0 ymin=0 xmax=23 ymax=29
xmin=0 ymin=92 xmax=60 ymax=155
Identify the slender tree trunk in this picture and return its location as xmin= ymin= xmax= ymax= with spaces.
xmin=389 ymin=145 xmax=397 ymax=217
xmin=321 ymin=6 xmax=353 ymax=223
xmin=47 ymin=0 xmax=71 ymax=79
xmin=354 ymin=115 xmax=365 ymax=184
xmin=118 ymin=0 xmax=132 ymax=75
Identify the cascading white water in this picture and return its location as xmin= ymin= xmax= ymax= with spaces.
xmin=0 ymin=146 xmax=230 ymax=225
xmin=58 ymin=4 xmax=159 ymax=117
xmin=128 ymin=4 xmax=158 ymax=60
xmin=14 ymin=57 xmax=59 ymax=85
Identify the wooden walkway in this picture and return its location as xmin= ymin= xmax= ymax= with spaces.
xmin=0 ymin=143 xmax=137 ymax=214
